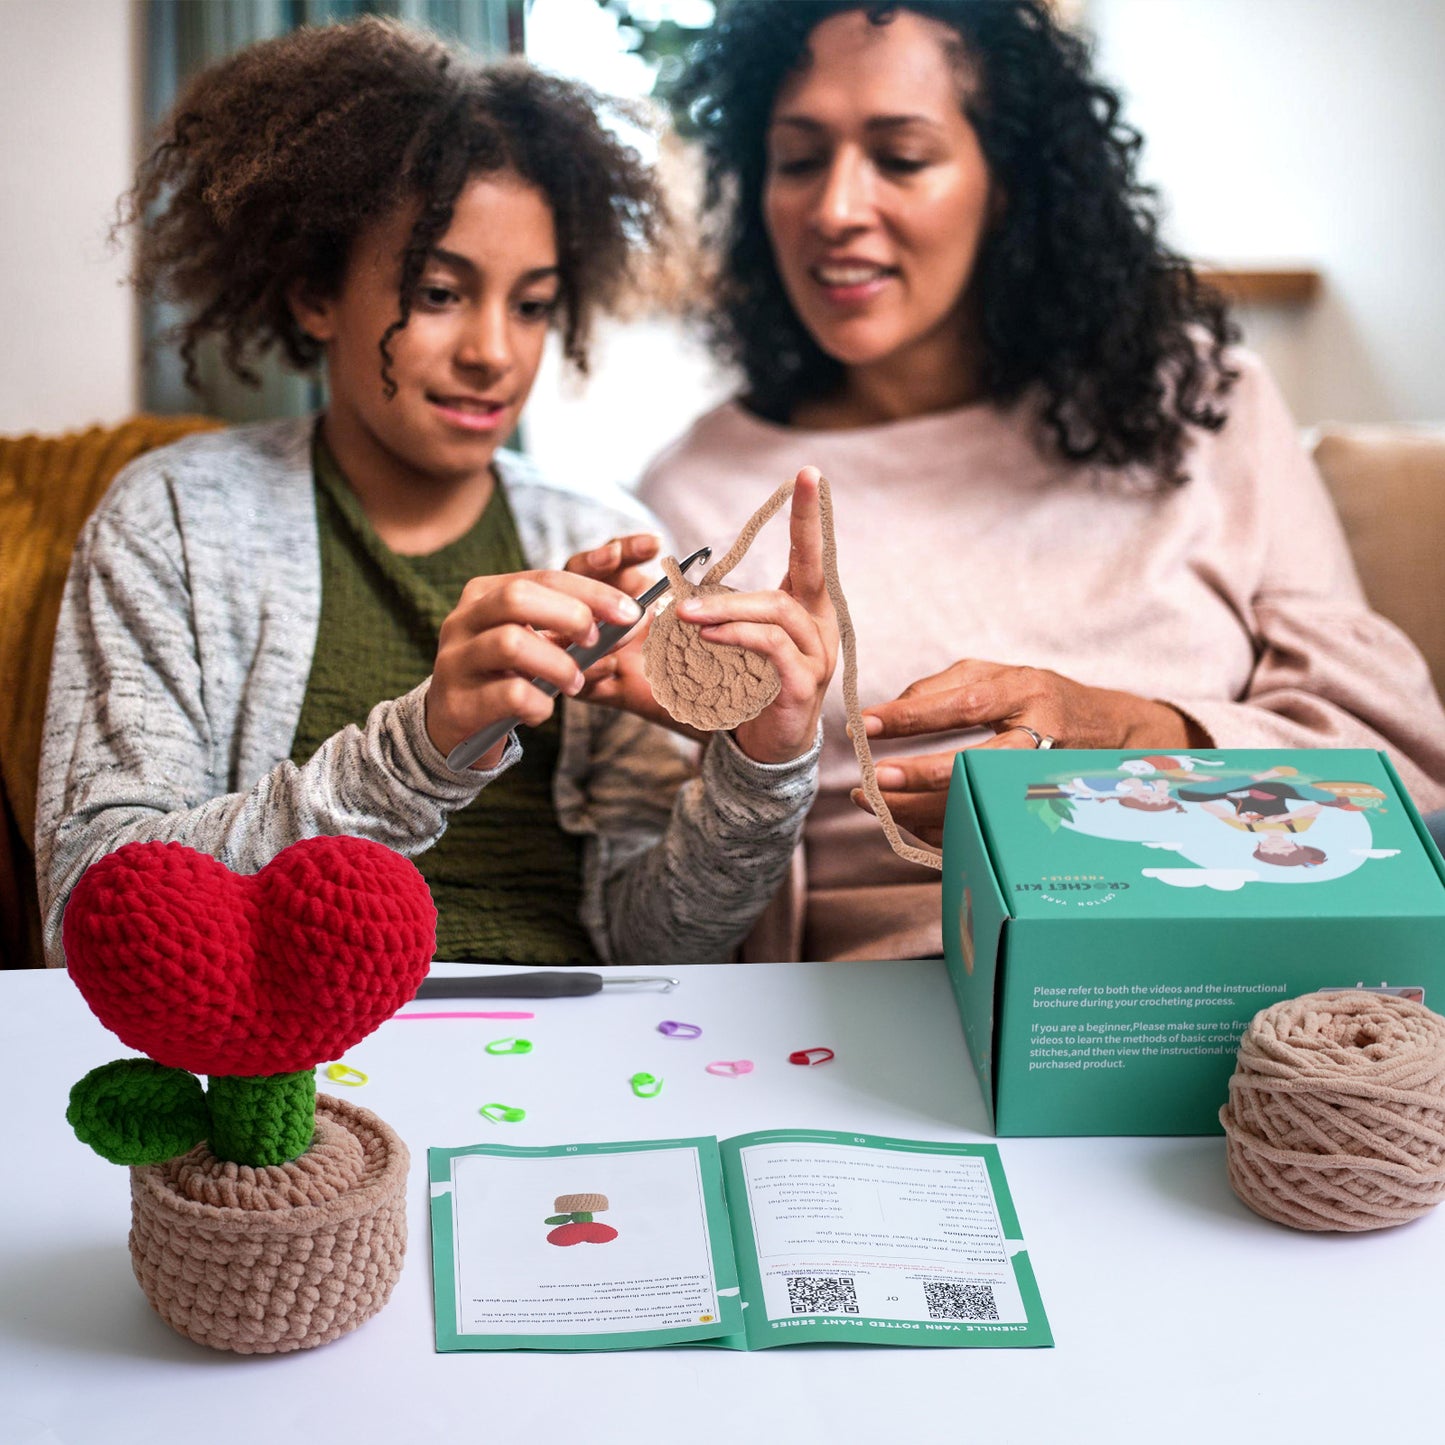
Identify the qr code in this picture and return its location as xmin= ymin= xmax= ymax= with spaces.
xmin=923 ymin=1281 xmax=999 ymax=1321
xmin=786 ymin=1275 xmax=860 ymax=1314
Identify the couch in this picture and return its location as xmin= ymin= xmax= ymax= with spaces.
xmin=1 ymin=418 xmax=1441 ymax=967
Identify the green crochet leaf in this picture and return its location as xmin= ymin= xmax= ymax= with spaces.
xmin=67 ymin=1059 xmax=208 ymax=1165
xmin=544 ymin=1214 xmax=572 ymax=1225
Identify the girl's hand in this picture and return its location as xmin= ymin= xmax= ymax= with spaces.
xmin=850 ymin=659 xmax=1200 ymax=846
xmin=563 ymin=532 xmax=662 ymax=598
xmin=426 ymin=569 xmax=644 ymax=769
xmin=575 ymin=631 xmax=712 ymax=744
xmin=564 ymin=531 xmax=711 ymax=741
xmin=672 ymin=467 xmax=838 ymax=765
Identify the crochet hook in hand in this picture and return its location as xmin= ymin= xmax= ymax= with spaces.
xmin=445 ymin=545 xmax=713 ymax=772
xmin=414 ymin=971 xmax=679 ymax=1000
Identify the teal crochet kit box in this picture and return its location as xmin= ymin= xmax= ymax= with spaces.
xmin=941 ymin=748 xmax=1445 ymax=1137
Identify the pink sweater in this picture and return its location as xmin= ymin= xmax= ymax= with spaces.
xmin=639 ymin=351 xmax=1445 ymax=962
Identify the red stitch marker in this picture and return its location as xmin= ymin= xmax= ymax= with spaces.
xmin=788 ymin=1047 xmax=835 ymax=1066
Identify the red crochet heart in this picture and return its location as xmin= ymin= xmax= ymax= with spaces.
xmin=63 ymin=836 xmax=436 ymax=1077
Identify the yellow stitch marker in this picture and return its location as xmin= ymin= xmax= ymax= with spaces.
xmin=324 ymin=1062 xmax=368 ymax=1087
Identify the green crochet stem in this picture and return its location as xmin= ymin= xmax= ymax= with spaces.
xmin=207 ymin=1071 xmax=317 ymax=1167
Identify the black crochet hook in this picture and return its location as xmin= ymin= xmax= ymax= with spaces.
xmin=414 ymin=971 xmax=679 ymax=999
xmin=445 ymin=545 xmax=712 ymax=772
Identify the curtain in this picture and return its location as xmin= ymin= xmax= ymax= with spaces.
xmin=142 ymin=0 xmax=521 ymax=419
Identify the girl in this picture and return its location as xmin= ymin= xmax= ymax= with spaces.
xmin=37 ymin=18 xmax=837 ymax=967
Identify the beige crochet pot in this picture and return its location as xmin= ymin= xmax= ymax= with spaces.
xmin=128 ymin=1094 xmax=408 ymax=1353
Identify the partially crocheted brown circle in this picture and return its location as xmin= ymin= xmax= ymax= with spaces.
xmin=1220 ymin=991 xmax=1445 ymax=1232
xmin=644 ymin=584 xmax=781 ymax=730
xmin=129 ymin=1094 xmax=409 ymax=1352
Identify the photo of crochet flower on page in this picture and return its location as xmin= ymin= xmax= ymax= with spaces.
xmin=545 ymin=1192 xmax=619 ymax=1247
xmin=62 ymin=834 xmax=436 ymax=1353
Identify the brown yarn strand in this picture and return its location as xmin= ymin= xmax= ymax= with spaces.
xmin=644 ymin=475 xmax=942 ymax=871
xmin=1220 ymin=991 xmax=1445 ymax=1232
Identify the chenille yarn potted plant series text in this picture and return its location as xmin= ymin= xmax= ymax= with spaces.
xmin=63 ymin=834 xmax=436 ymax=1353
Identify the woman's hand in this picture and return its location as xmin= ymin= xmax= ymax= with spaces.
xmin=426 ymin=569 xmax=644 ymax=769
xmin=850 ymin=659 xmax=1201 ymax=846
xmin=671 ymin=467 xmax=838 ymax=764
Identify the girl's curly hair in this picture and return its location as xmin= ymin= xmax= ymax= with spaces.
xmin=677 ymin=0 xmax=1239 ymax=486
xmin=123 ymin=17 xmax=665 ymax=393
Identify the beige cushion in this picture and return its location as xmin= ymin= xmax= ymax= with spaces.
xmin=1314 ymin=426 xmax=1445 ymax=700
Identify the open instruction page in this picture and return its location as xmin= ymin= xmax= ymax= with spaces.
xmin=430 ymin=1131 xmax=1049 ymax=1351
xmin=719 ymin=1129 xmax=1052 ymax=1349
xmin=430 ymin=1137 xmax=743 ymax=1350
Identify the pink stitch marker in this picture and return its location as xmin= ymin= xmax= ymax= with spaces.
xmin=706 ymin=1060 xmax=754 ymax=1077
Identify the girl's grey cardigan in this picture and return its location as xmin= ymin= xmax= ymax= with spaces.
xmin=37 ymin=418 xmax=817 ymax=967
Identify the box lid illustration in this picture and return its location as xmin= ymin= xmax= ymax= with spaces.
xmin=967 ymin=748 xmax=1444 ymax=920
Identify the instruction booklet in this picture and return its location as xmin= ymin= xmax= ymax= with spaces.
xmin=429 ymin=1128 xmax=1051 ymax=1350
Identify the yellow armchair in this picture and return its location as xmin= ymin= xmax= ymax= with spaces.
xmin=0 ymin=415 xmax=221 ymax=967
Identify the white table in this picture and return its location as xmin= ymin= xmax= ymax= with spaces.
xmin=1 ymin=960 xmax=1439 ymax=1445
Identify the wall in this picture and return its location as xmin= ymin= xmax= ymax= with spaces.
xmin=0 ymin=0 xmax=140 ymax=434
xmin=1090 ymin=0 xmax=1445 ymax=427
xmin=2 ymin=0 xmax=1442 ymax=444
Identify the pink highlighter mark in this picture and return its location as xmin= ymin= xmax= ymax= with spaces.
xmin=397 ymin=1010 xmax=536 ymax=1020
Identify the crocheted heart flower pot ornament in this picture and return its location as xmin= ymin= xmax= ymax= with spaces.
xmin=63 ymin=834 xmax=436 ymax=1353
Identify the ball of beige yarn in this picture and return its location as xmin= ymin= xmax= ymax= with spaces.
xmin=1220 ymin=991 xmax=1445 ymax=1232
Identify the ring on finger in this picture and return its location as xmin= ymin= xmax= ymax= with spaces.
xmin=1011 ymin=725 xmax=1056 ymax=750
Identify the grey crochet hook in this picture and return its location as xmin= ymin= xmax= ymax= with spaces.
xmin=445 ymin=545 xmax=712 ymax=772
xmin=415 ymin=971 xmax=679 ymax=999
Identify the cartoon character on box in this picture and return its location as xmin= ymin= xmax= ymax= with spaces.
xmin=1064 ymin=775 xmax=1185 ymax=813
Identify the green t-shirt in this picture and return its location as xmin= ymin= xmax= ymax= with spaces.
xmin=289 ymin=435 xmax=596 ymax=963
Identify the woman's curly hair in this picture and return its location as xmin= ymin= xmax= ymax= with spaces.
xmin=677 ymin=0 xmax=1239 ymax=486
xmin=123 ymin=17 xmax=665 ymax=393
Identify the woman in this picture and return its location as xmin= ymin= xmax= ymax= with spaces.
xmin=36 ymin=18 xmax=837 ymax=967
xmin=630 ymin=0 xmax=1445 ymax=961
